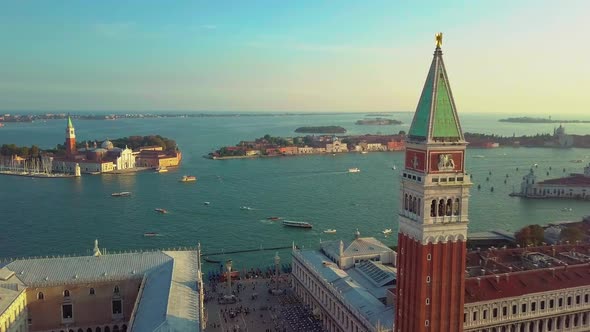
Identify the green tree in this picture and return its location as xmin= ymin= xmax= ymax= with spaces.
xmin=515 ymin=224 xmax=545 ymax=246
xmin=560 ymin=227 xmax=585 ymax=243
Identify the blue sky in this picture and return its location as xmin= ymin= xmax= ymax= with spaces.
xmin=0 ymin=1 xmax=588 ymax=114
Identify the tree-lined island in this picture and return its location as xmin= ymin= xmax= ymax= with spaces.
xmin=355 ymin=118 xmax=402 ymax=125
xmin=500 ymin=117 xmax=590 ymax=124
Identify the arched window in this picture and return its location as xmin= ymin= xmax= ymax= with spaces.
xmin=113 ymin=326 xmax=120 ymax=332
xmin=454 ymin=198 xmax=460 ymax=215
xmin=104 ymin=327 xmax=110 ymax=332
xmin=438 ymin=199 xmax=445 ymax=217
xmin=78 ymin=329 xmax=84 ymax=332
xmin=38 ymin=292 xmax=44 ymax=300
xmin=430 ymin=200 xmax=437 ymax=217
xmin=87 ymin=328 xmax=93 ymax=332
xmin=413 ymin=197 xmax=417 ymax=214
xmin=114 ymin=286 xmax=120 ymax=294
xmin=96 ymin=327 xmax=102 ymax=332
xmin=404 ymin=194 xmax=408 ymax=211
xmin=446 ymin=199 xmax=452 ymax=216
xmin=90 ymin=288 xmax=95 ymax=295
xmin=417 ymin=198 xmax=421 ymax=216
xmin=408 ymin=195 xmax=413 ymax=213
xmin=64 ymin=290 xmax=70 ymax=297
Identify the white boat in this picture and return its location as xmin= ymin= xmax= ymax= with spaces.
xmin=282 ymin=220 xmax=313 ymax=229
xmin=382 ymin=228 xmax=392 ymax=235
xmin=240 ymin=206 xmax=253 ymax=210
xmin=155 ymin=208 xmax=168 ymax=214
xmin=473 ymin=155 xmax=485 ymax=159
xmin=348 ymin=168 xmax=361 ymax=173
xmin=111 ymin=192 xmax=131 ymax=197
xmin=561 ymin=208 xmax=573 ymax=212
xmin=361 ymin=151 xmax=368 ymax=154
xmin=323 ymin=229 xmax=337 ymax=234
xmin=179 ymin=175 xmax=197 ymax=182
xmin=155 ymin=166 xmax=168 ymax=173
xmin=204 ymin=201 xmax=210 ymax=205
xmin=392 ymin=165 xmax=397 ymax=170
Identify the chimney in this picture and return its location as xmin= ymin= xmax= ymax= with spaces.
xmin=550 ymin=268 xmax=555 ymax=278
xmin=495 ymin=275 xmax=500 ymax=284
xmin=480 ymin=269 xmax=486 ymax=276
xmin=505 ymin=273 xmax=509 ymax=282
xmin=476 ymin=277 xmax=481 ymax=286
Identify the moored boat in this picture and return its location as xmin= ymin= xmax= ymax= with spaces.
xmin=282 ymin=220 xmax=313 ymax=229
xmin=267 ymin=216 xmax=282 ymax=221
xmin=203 ymin=257 xmax=221 ymax=263
xmin=179 ymin=175 xmax=197 ymax=182
xmin=348 ymin=167 xmax=361 ymax=173
xmin=155 ymin=166 xmax=168 ymax=173
xmin=382 ymin=228 xmax=392 ymax=235
xmin=323 ymin=229 xmax=337 ymax=234
xmin=144 ymin=232 xmax=158 ymax=237
xmin=155 ymin=208 xmax=168 ymax=214
xmin=111 ymin=191 xmax=131 ymax=197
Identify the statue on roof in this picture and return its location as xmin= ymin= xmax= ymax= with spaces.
xmin=93 ymin=239 xmax=102 ymax=257
xmin=435 ymin=32 xmax=443 ymax=48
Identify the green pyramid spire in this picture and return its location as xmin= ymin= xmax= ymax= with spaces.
xmin=67 ymin=115 xmax=74 ymax=128
xmin=408 ymin=33 xmax=463 ymax=143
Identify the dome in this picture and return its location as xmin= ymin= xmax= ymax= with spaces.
xmin=101 ymin=140 xmax=114 ymax=150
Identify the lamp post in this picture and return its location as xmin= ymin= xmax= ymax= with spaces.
xmin=226 ymin=259 xmax=233 ymax=296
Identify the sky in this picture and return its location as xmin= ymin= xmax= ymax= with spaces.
xmin=0 ymin=1 xmax=589 ymax=115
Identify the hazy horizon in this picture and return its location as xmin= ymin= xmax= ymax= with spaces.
xmin=1 ymin=1 xmax=589 ymax=115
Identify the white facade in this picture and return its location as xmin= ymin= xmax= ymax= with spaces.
xmin=114 ymin=147 xmax=135 ymax=170
xmin=464 ymin=285 xmax=590 ymax=332
xmin=519 ymin=165 xmax=590 ymax=200
xmin=326 ymin=140 xmax=349 ymax=153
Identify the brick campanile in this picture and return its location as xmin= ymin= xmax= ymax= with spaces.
xmin=395 ymin=33 xmax=471 ymax=332
xmin=65 ymin=115 xmax=76 ymax=158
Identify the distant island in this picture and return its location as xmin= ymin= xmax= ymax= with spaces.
xmin=355 ymin=118 xmax=402 ymax=125
xmin=295 ymin=126 xmax=346 ymax=134
xmin=499 ymin=117 xmax=590 ymax=124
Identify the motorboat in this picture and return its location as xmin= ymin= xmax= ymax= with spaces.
xmin=473 ymin=155 xmax=485 ymax=159
xmin=267 ymin=216 xmax=282 ymax=221
xmin=155 ymin=166 xmax=168 ymax=173
xmin=179 ymin=175 xmax=197 ymax=182
xmin=561 ymin=208 xmax=573 ymax=212
xmin=323 ymin=229 xmax=337 ymax=234
xmin=382 ymin=228 xmax=393 ymax=235
xmin=204 ymin=201 xmax=210 ymax=205
xmin=203 ymin=257 xmax=221 ymax=263
xmin=240 ymin=206 xmax=253 ymax=210
xmin=111 ymin=192 xmax=131 ymax=197
xmin=143 ymin=232 xmax=158 ymax=237
xmin=348 ymin=168 xmax=361 ymax=173
xmin=155 ymin=208 xmax=168 ymax=214
xmin=282 ymin=220 xmax=313 ymax=229
xmin=361 ymin=151 xmax=368 ymax=154
xmin=392 ymin=165 xmax=397 ymax=170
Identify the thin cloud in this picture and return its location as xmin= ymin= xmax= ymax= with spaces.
xmin=92 ymin=22 xmax=137 ymax=38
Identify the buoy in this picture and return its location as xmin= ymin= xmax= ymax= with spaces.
xmin=491 ymin=187 xmax=494 ymax=192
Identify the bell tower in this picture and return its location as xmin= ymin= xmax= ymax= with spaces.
xmin=395 ymin=33 xmax=471 ymax=332
xmin=65 ymin=115 xmax=76 ymax=158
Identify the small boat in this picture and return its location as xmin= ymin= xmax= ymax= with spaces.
xmin=143 ymin=232 xmax=158 ymax=237
xmin=203 ymin=257 xmax=221 ymax=263
xmin=282 ymin=220 xmax=313 ymax=229
xmin=240 ymin=206 xmax=253 ymax=210
xmin=382 ymin=228 xmax=392 ymax=235
xmin=323 ymin=229 xmax=337 ymax=234
xmin=361 ymin=151 xmax=368 ymax=154
xmin=179 ymin=175 xmax=197 ymax=182
xmin=473 ymin=155 xmax=485 ymax=159
xmin=392 ymin=165 xmax=397 ymax=170
xmin=570 ymin=160 xmax=583 ymax=163
xmin=348 ymin=168 xmax=361 ymax=173
xmin=111 ymin=192 xmax=131 ymax=197
xmin=155 ymin=166 xmax=168 ymax=173
xmin=267 ymin=216 xmax=282 ymax=221
xmin=155 ymin=208 xmax=168 ymax=214
xmin=204 ymin=201 xmax=210 ymax=205
xmin=561 ymin=208 xmax=573 ymax=212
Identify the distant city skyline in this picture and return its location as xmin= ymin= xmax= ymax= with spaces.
xmin=1 ymin=0 xmax=588 ymax=114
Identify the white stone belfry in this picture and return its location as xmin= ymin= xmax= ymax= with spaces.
xmin=93 ymin=239 xmax=102 ymax=256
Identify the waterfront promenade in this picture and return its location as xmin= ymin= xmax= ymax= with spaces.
xmin=204 ymin=275 xmax=323 ymax=332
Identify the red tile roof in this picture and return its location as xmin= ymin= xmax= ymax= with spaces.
xmin=465 ymin=264 xmax=590 ymax=303
xmin=539 ymin=174 xmax=590 ymax=187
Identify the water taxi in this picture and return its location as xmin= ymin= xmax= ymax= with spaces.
xmin=179 ymin=175 xmax=197 ymax=182
xmin=323 ymin=229 xmax=337 ymax=234
xmin=155 ymin=166 xmax=168 ymax=173
xmin=267 ymin=216 xmax=282 ymax=221
xmin=348 ymin=168 xmax=361 ymax=173
xmin=282 ymin=220 xmax=313 ymax=229
xmin=382 ymin=228 xmax=392 ymax=235
xmin=111 ymin=192 xmax=131 ymax=197
xmin=204 ymin=201 xmax=211 ymax=206
xmin=155 ymin=208 xmax=168 ymax=214
xmin=143 ymin=232 xmax=158 ymax=237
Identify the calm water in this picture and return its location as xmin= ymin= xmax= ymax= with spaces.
xmin=1 ymin=113 xmax=589 ymax=270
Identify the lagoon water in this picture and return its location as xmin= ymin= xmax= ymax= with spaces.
xmin=1 ymin=112 xmax=590 ymax=270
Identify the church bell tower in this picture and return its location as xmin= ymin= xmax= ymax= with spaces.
xmin=395 ymin=33 xmax=471 ymax=332
xmin=65 ymin=115 xmax=76 ymax=158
